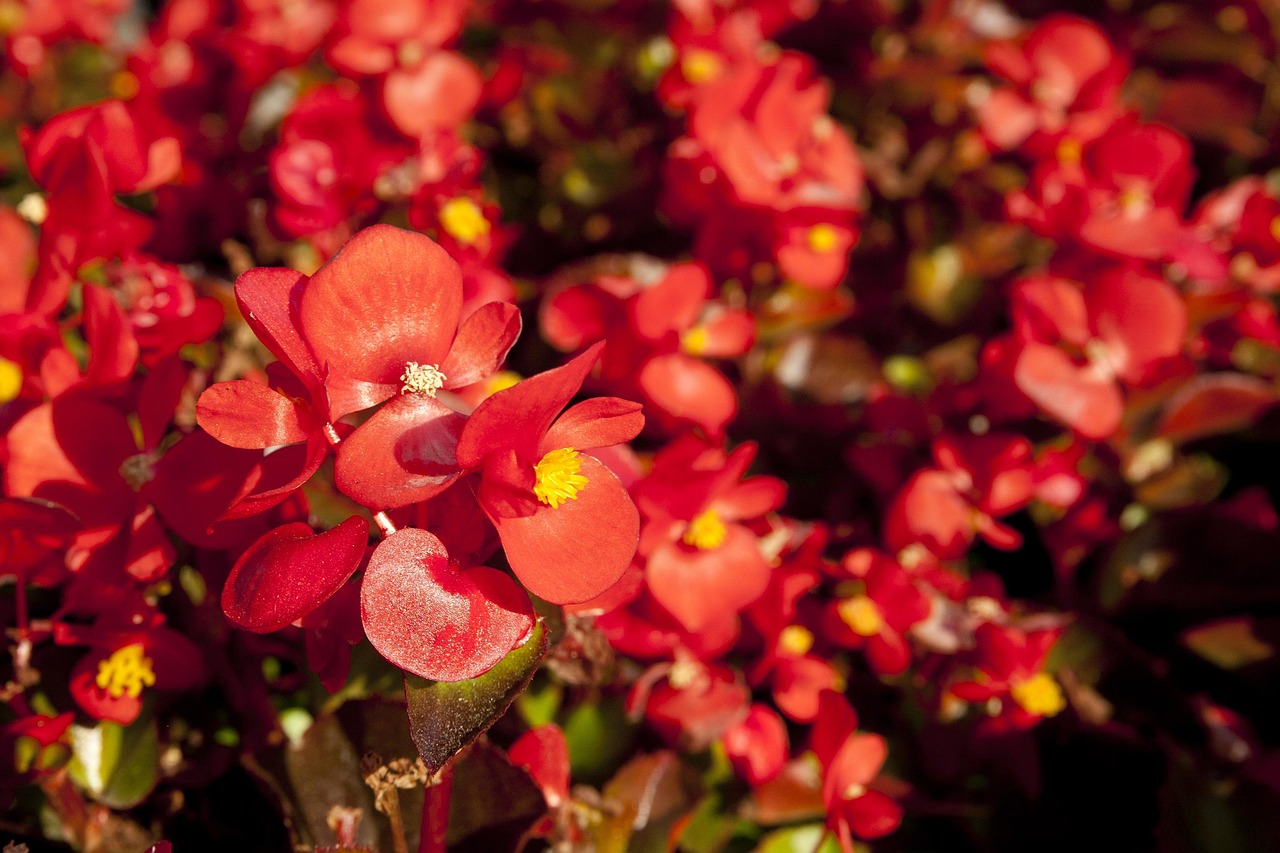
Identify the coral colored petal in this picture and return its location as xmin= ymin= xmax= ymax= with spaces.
xmin=197 ymin=380 xmax=311 ymax=449
xmin=234 ymin=267 xmax=320 ymax=384
xmin=383 ymin=52 xmax=484 ymax=138
xmin=300 ymin=224 xmax=463 ymax=419
xmin=334 ymin=393 xmax=466 ymax=509
xmin=824 ymin=733 xmax=888 ymax=799
xmin=631 ymin=262 xmax=710 ymax=340
xmin=438 ymin=300 xmax=521 ymax=389
xmin=541 ymin=397 xmax=644 ymax=454
xmin=1013 ymin=342 xmax=1123 ymax=440
xmin=360 ymin=528 xmax=534 ymax=682
xmin=714 ymin=476 xmax=786 ymax=521
xmin=508 ymin=724 xmax=570 ymax=807
xmin=494 ymin=454 xmax=637 ymax=604
xmin=646 ymin=525 xmax=769 ymax=633
xmin=457 ymin=342 xmax=604 ymax=467
xmin=841 ymin=789 xmax=903 ymax=840
xmin=1087 ymin=269 xmax=1187 ymax=383
xmin=222 ymin=517 xmax=370 ymax=632
xmin=639 ymin=352 xmax=738 ymax=436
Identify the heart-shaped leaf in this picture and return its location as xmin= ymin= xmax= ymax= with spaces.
xmin=362 ymin=528 xmax=535 ymax=682
xmin=405 ymin=618 xmax=547 ymax=774
xmin=223 ymin=516 xmax=370 ymax=632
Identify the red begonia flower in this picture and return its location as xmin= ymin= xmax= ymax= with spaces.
xmin=360 ymin=527 xmax=534 ymax=682
xmin=508 ymin=723 xmax=571 ymax=809
xmin=722 ymin=703 xmax=789 ymax=786
xmin=455 ymin=343 xmax=644 ymax=605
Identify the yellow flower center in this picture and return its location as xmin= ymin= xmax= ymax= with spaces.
xmin=483 ymin=370 xmax=521 ymax=397
xmin=681 ymin=50 xmax=721 ymax=85
xmin=16 ymin=193 xmax=47 ymax=225
xmin=1056 ymin=137 xmax=1082 ymax=165
xmin=95 ymin=643 xmax=157 ymax=699
xmin=681 ymin=325 xmax=709 ymax=356
xmin=682 ymin=508 xmax=727 ymax=550
xmin=0 ymin=0 xmax=25 ymax=35
xmin=837 ymin=595 xmax=884 ymax=637
xmin=778 ymin=625 xmax=814 ymax=657
xmin=806 ymin=224 xmax=841 ymax=254
xmin=439 ymin=197 xmax=491 ymax=246
xmin=1010 ymin=672 xmax=1066 ymax=717
xmin=534 ymin=448 xmax=588 ymax=508
xmin=400 ymin=361 xmax=446 ymax=396
xmin=0 ymin=357 xmax=23 ymax=404
xmin=1269 ymin=215 xmax=1280 ymax=245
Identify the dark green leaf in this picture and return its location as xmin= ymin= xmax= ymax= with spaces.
xmin=405 ymin=619 xmax=547 ymax=774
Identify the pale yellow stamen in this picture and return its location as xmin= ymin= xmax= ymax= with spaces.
xmin=16 ymin=193 xmax=47 ymax=225
xmin=778 ymin=625 xmax=814 ymax=657
xmin=439 ymin=197 xmax=491 ymax=246
xmin=1010 ymin=672 xmax=1066 ymax=717
xmin=400 ymin=362 xmax=446 ymax=396
xmin=806 ymin=224 xmax=841 ymax=254
xmin=1056 ymin=137 xmax=1082 ymax=165
xmin=95 ymin=643 xmax=156 ymax=699
xmin=682 ymin=508 xmax=727 ymax=550
xmin=534 ymin=447 xmax=588 ymax=508
xmin=837 ymin=595 xmax=884 ymax=637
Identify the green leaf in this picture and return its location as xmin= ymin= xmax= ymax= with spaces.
xmin=756 ymin=824 xmax=844 ymax=853
xmin=68 ymin=717 xmax=159 ymax=809
xmin=1182 ymin=618 xmax=1274 ymax=669
xmin=561 ymin=695 xmax=637 ymax=783
xmin=405 ymin=619 xmax=547 ymax=774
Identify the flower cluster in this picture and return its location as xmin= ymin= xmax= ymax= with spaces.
xmin=3 ymin=1 xmax=1280 ymax=851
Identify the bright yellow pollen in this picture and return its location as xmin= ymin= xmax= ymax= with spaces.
xmin=682 ymin=508 xmax=727 ymax=550
xmin=681 ymin=50 xmax=721 ymax=85
xmin=1056 ymin=137 xmax=1082 ymax=164
xmin=400 ymin=361 xmax=446 ymax=396
xmin=681 ymin=325 xmax=710 ymax=356
xmin=778 ymin=625 xmax=814 ymax=657
xmin=439 ymin=197 xmax=491 ymax=246
xmin=0 ymin=0 xmax=25 ymax=35
xmin=837 ymin=595 xmax=884 ymax=638
xmin=806 ymin=224 xmax=841 ymax=254
xmin=95 ymin=643 xmax=156 ymax=700
xmin=1011 ymin=672 xmax=1066 ymax=717
xmin=534 ymin=447 xmax=588 ymax=508
xmin=0 ymin=357 xmax=23 ymax=403
xmin=484 ymin=370 xmax=521 ymax=397
xmin=1269 ymin=215 xmax=1280 ymax=244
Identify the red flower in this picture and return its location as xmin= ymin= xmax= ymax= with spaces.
xmin=822 ymin=549 xmax=931 ymax=676
xmin=455 ymin=343 xmax=644 ymax=604
xmin=633 ymin=437 xmax=784 ymax=633
xmin=950 ymin=623 xmax=1067 ymax=729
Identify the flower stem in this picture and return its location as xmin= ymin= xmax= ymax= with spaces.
xmin=419 ymin=765 xmax=454 ymax=853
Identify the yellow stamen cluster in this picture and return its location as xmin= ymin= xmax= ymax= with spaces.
xmin=837 ymin=595 xmax=885 ymax=638
xmin=0 ymin=357 xmax=23 ymax=404
xmin=1010 ymin=672 xmax=1066 ymax=717
xmin=95 ymin=643 xmax=157 ymax=699
xmin=1269 ymin=215 xmax=1280 ymax=245
xmin=400 ymin=362 xmax=446 ymax=396
xmin=682 ymin=508 xmax=727 ymax=550
xmin=681 ymin=50 xmax=721 ymax=85
xmin=439 ymin=197 xmax=491 ymax=246
xmin=534 ymin=447 xmax=588 ymax=508
xmin=806 ymin=223 xmax=841 ymax=254
xmin=1056 ymin=137 xmax=1082 ymax=165
xmin=778 ymin=625 xmax=814 ymax=657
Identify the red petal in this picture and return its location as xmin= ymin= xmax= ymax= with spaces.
xmin=82 ymin=284 xmax=139 ymax=386
xmin=197 ymin=380 xmax=311 ymax=449
xmin=646 ymin=525 xmax=770 ymax=633
xmin=541 ymin=397 xmax=644 ymax=453
xmin=1087 ymin=268 xmax=1186 ymax=383
xmin=222 ymin=517 xmax=369 ymax=632
xmin=508 ymin=724 xmax=570 ymax=807
xmin=383 ymin=52 xmax=484 ymax=138
xmin=334 ymin=393 xmax=466 ymax=509
xmin=300 ymin=224 xmax=462 ymax=419
xmin=438 ymin=300 xmax=521 ymax=389
xmin=841 ymin=789 xmax=903 ymax=840
xmin=457 ymin=342 xmax=603 ymax=468
xmin=1013 ymin=342 xmax=1123 ymax=440
xmin=638 ymin=352 xmax=738 ymax=436
xmin=492 ymin=454 xmax=637 ymax=604
xmin=631 ymin=262 xmax=710 ymax=340
xmin=824 ymin=733 xmax=888 ymax=800
xmin=360 ymin=528 xmax=534 ymax=682
xmin=234 ymin=267 xmax=321 ymax=385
